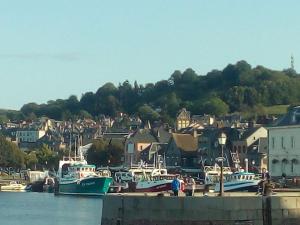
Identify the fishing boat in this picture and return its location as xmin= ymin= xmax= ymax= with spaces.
xmin=1 ymin=181 xmax=26 ymax=191
xmin=56 ymin=144 xmax=112 ymax=196
xmin=214 ymin=171 xmax=260 ymax=192
xmin=132 ymin=168 xmax=172 ymax=192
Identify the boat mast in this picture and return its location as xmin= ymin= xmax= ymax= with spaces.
xmin=68 ymin=123 xmax=72 ymax=160
xmin=74 ymin=135 xmax=77 ymax=160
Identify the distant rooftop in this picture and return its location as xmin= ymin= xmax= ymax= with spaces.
xmin=274 ymin=106 xmax=300 ymax=126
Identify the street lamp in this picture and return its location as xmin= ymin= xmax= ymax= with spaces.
xmin=218 ymin=132 xmax=227 ymax=196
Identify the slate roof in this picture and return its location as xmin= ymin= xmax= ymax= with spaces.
xmin=258 ymin=137 xmax=268 ymax=154
xmin=103 ymin=132 xmax=129 ymax=140
xmin=152 ymin=126 xmax=171 ymax=143
xmin=128 ymin=128 xmax=157 ymax=143
xmin=275 ymin=106 xmax=300 ymax=126
xmin=240 ymin=127 xmax=261 ymax=140
xmin=172 ymin=133 xmax=198 ymax=152
xmin=247 ymin=137 xmax=268 ymax=154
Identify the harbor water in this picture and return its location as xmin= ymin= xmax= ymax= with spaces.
xmin=0 ymin=192 xmax=103 ymax=225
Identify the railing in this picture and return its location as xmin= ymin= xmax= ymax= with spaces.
xmin=62 ymin=156 xmax=83 ymax=161
xmin=204 ymin=165 xmax=232 ymax=173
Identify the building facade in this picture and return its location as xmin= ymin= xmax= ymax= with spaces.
xmin=16 ymin=129 xmax=46 ymax=143
xmin=268 ymin=125 xmax=300 ymax=177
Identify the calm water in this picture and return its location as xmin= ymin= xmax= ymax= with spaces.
xmin=0 ymin=192 xmax=103 ymax=225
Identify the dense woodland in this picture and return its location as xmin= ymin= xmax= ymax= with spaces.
xmin=2 ymin=60 xmax=300 ymax=124
xmin=1 ymin=60 xmax=299 ymax=168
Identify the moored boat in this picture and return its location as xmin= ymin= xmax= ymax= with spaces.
xmin=1 ymin=181 xmax=26 ymax=191
xmin=214 ymin=171 xmax=260 ymax=192
xmin=56 ymin=156 xmax=112 ymax=196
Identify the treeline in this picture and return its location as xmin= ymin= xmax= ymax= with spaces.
xmin=6 ymin=61 xmax=300 ymax=123
xmin=0 ymin=136 xmax=61 ymax=169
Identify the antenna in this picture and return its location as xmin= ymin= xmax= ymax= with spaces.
xmin=69 ymin=126 xmax=72 ymax=160
xmin=291 ymin=54 xmax=295 ymax=70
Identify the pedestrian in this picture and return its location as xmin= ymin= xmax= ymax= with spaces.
xmin=171 ymin=175 xmax=181 ymax=196
xmin=186 ymin=176 xmax=196 ymax=196
xmin=257 ymin=168 xmax=270 ymax=194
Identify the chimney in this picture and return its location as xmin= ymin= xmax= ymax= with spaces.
xmin=193 ymin=128 xmax=197 ymax=138
xmin=157 ymin=130 xmax=160 ymax=138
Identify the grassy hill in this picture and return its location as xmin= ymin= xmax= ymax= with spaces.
xmin=264 ymin=105 xmax=289 ymax=115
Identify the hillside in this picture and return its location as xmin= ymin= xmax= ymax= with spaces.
xmin=2 ymin=61 xmax=299 ymax=123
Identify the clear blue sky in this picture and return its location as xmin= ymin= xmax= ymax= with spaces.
xmin=0 ymin=0 xmax=299 ymax=110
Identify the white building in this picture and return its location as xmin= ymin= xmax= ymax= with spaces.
xmin=268 ymin=125 xmax=300 ymax=177
xmin=16 ymin=129 xmax=46 ymax=143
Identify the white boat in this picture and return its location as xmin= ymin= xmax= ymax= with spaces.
xmin=1 ymin=181 xmax=26 ymax=191
xmin=113 ymin=161 xmax=183 ymax=192
xmin=203 ymin=164 xmax=232 ymax=185
xmin=214 ymin=171 xmax=260 ymax=192
xmin=133 ymin=168 xmax=180 ymax=192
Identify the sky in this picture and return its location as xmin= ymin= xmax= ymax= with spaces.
xmin=0 ymin=0 xmax=300 ymax=110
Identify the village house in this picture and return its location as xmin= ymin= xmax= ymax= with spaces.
xmin=176 ymin=108 xmax=191 ymax=131
xmin=268 ymin=106 xmax=300 ymax=178
xmin=165 ymin=131 xmax=199 ymax=169
xmin=232 ymin=126 xmax=267 ymax=172
xmin=124 ymin=123 xmax=171 ymax=166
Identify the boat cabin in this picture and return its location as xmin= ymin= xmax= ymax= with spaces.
xmin=63 ymin=164 xmax=97 ymax=179
xmin=225 ymin=172 xmax=257 ymax=182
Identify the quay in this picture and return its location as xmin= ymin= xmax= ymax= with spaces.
xmin=101 ymin=191 xmax=300 ymax=225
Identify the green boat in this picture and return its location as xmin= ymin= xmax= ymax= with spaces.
xmin=56 ymin=157 xmax=112 ymax=196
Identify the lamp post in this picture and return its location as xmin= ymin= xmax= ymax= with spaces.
xmin=218 ymin=132 xmax=227 ymax=196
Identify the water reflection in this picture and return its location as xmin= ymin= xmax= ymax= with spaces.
xmin=0 ymin=192 xmax=102 ymax=225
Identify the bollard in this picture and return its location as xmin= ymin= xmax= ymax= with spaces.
xmin=264 ymin=181 xmax=273 ymax=196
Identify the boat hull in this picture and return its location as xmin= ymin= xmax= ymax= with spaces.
xmin=214 ymin=180 xmax=260 ymax=192
xmin=58 ymin=177 xmax=112 ymax=196
xmin=1 ymin=185 xmax=26 ymax=191
xmin=134 ymin=179 xmax=173 ymax=192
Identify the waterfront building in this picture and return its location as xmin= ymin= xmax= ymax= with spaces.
xmin=268 ymin=106 xmax=300 ymax=178
xmin=268 ymin=125 xmax=300 ymax=178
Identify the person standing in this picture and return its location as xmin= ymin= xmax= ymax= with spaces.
xmin=186 ymin=176 xmax=196 ymax=196
xmin=257 ymin=168 xmax=270 ymax=194
xmin=171 ymin=175 xmax=181 ymax=196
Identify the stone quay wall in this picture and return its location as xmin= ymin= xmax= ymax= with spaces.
xmin=101 ymin=195 xmax=300 ymax=225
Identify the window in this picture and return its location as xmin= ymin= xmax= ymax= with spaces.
xmin=291 ymin=136 xmax=295 ymax=149
xmin=281 ymin=137 xmax=285 ymax=149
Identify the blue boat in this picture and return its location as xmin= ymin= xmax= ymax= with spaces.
xmin=214 ymin=171 xmax=260 ymax=192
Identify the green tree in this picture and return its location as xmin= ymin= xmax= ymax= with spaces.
xmin=36 ymin=144 xmax=58 ymax=170
xmin=138 ymin=105 xmax=160 ymax=123
xmin=0 ymin=136 xmax=24 ymax=168
xmin=86 ymin=139 xmax=109 ymax=167
xmin=24 ymin=151 xmax=38 ymax=170
xmin=80 ymin=92 xmax=97 ymax=116
xmin=107 ymin=141 xmax=124 ymax=165
xmin=203 ymin=97 xmax=229 ymax=116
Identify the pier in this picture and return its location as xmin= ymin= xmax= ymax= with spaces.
xmin=101 ymin=192 xmax=300 ymax=225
